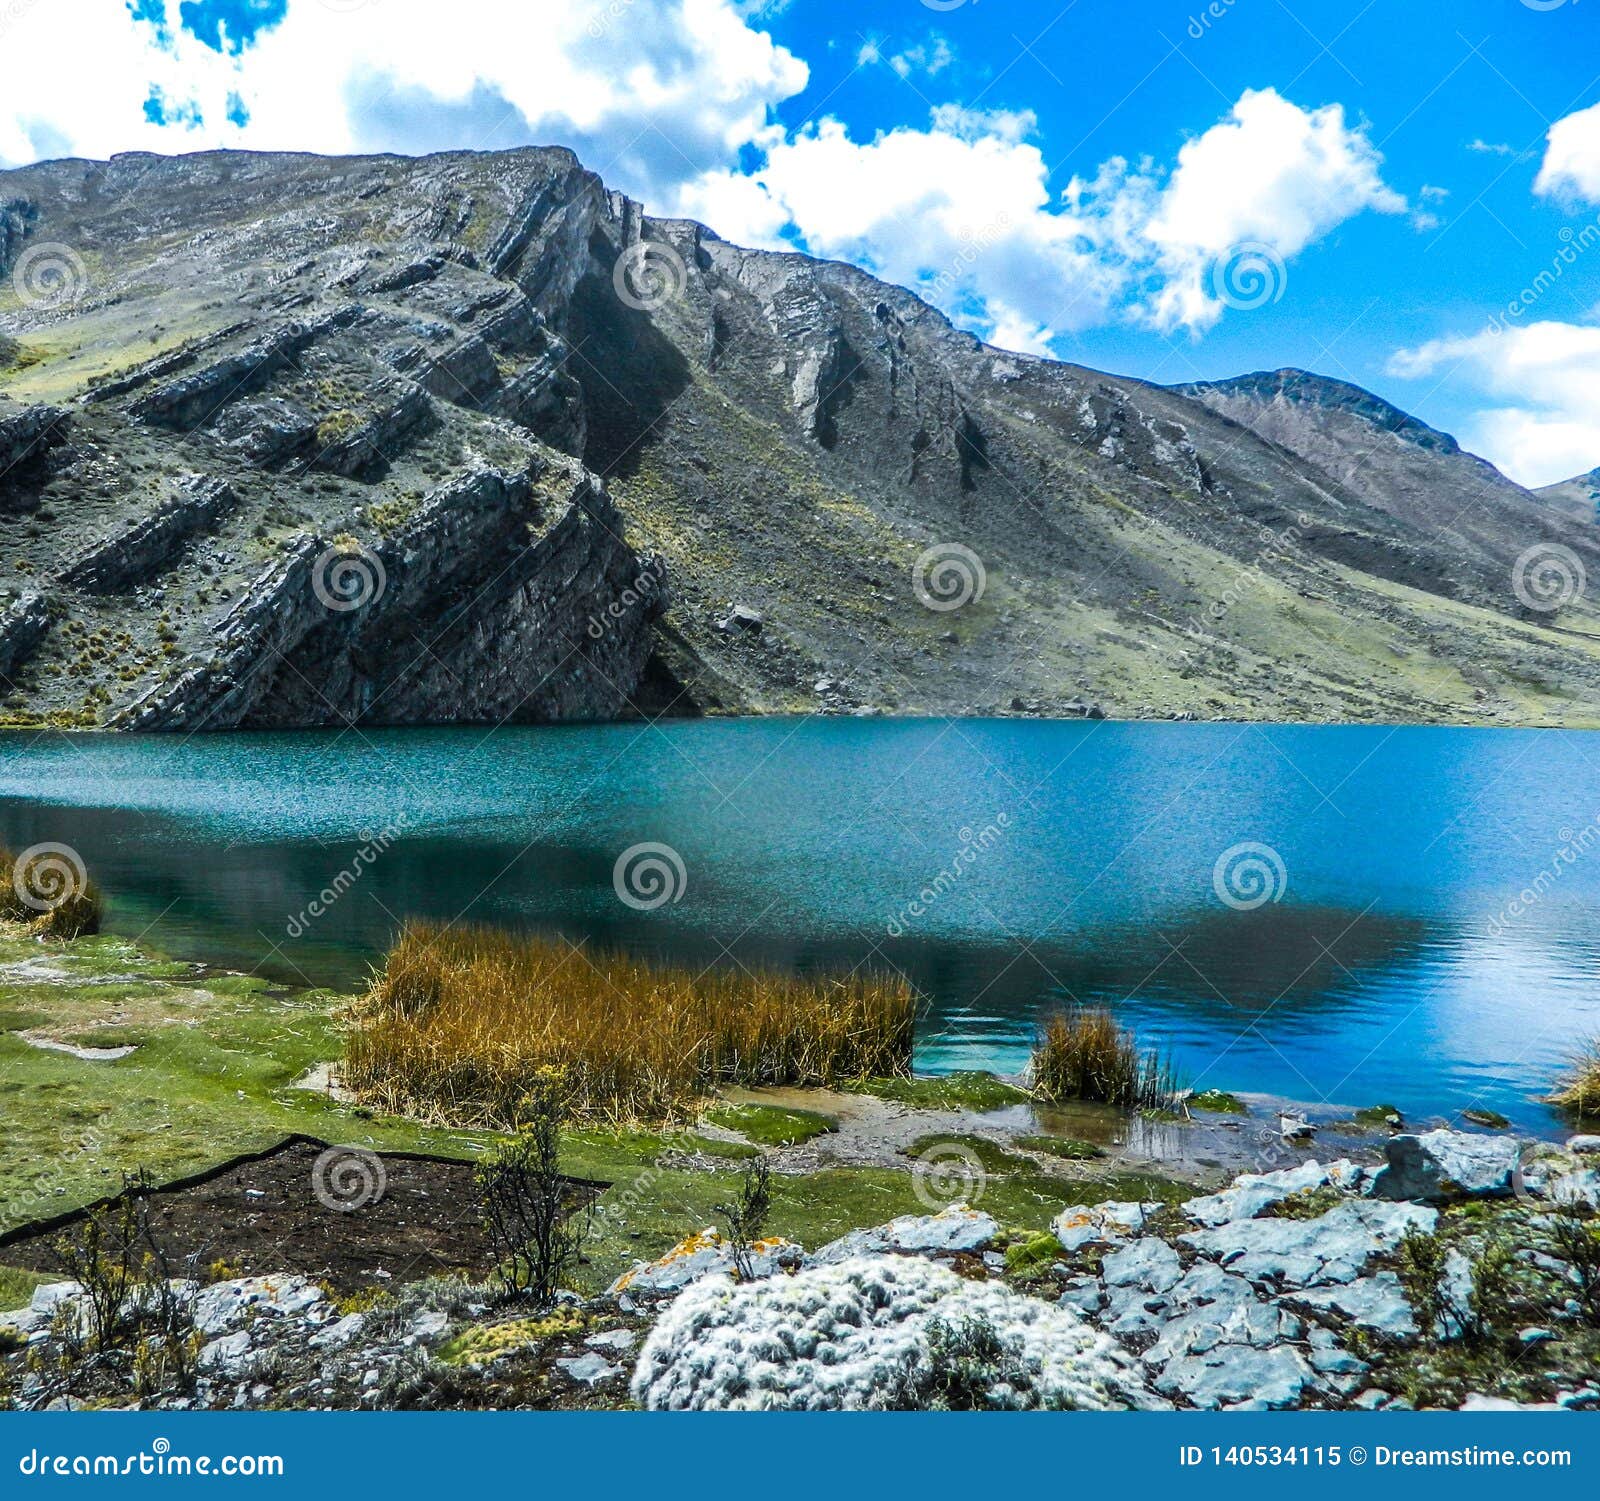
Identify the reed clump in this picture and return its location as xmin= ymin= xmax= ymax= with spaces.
xmin=0 ymin=844 xmax=103 ymax=938
xmin=342 ymin=921 xmax=916 ymax=1126
xmin=1031 ymin=1007 xmax=1180 ymax=1112
xmin=1550 ymin=1041 xmax=1600 ymax=1119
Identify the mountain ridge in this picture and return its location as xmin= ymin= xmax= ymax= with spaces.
xmin=3 ymin=145 xmax=1600 ymax=729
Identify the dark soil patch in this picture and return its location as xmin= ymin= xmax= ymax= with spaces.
xmin=0 ymin=1137 xmax=601 ymax=1294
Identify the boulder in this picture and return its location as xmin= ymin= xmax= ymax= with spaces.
xmin=1053 ymin=1200 xmax=1162 ymax=1253
xmin=813 ymin=1204 xmax=998 ymax=1263
xmin=1569 ymin=1136 xmax=1600 ymax=1156
xmin=1368 ymin=1130 xmax=1521 ymax=1202
xmin=609 ymin=1229 xmax=803 ymax=1295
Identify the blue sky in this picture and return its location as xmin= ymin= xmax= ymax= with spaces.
xmin=4 ymin=0 xmax=1600 ymax=484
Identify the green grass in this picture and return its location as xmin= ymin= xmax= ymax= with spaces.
xmin=1188 ymin=1089 xmax=1246 ymax=1114
xmin=1012 ymin=1133 xmax=1104 ymax=1161
xmin=0 ymin=1265 xmax=50 ymax=1313
xmin=703 ymin=1102 xmax=838 ymax=1147
xmin=842 ymin=1072 xmax=1030 ymax=1112
xmin=0 ymin=925 xmax=1193 ymax=1288
xmin=899 ymin=1133 xmax=1035 ymax=1174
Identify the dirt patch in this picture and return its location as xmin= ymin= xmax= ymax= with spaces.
xmin=0 ymin=1137 xmax=600 ymax=1294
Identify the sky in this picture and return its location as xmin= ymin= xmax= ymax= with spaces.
xmin=3 ymin=0 xmax=1600 ymax=486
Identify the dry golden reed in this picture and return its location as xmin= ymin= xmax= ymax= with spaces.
xmin=342 ymin=921 xmax=916 ymax=1125
xmin=1550 ymin=1041 xmax=1600 ymax=1119
xmin=1031 ymin=1007 xmax=1179 ymax=1111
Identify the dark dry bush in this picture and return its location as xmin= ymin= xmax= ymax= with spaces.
xmin=1031 ymin=1008 xmax=1179 ymax=1111
xmin=714 ymin=1156 xmax=773 ymax=1282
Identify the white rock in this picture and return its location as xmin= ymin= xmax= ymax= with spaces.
xmin=1052 ymin=1200 xmax=1160 ymax=1252
xmin=585 ymin=1327 xmax=639 ymax=1354
xmin=1569 ymin=1136 xmax=1600 ymax=1155
xmin=1182 ymin=1160 xmax=1363 ymax=1227
xmin=1369 ymin=1131 xmax=1520 ymax=1202
xmin=198 ymin=1329 xmax=252 ymax=1377
xmin=610 ymin=1230 xmax=804 ymax=1294
xmin=1156 ymin=1343 xmax=1315 ymax=1410
xmin=631 ymin=1256 xmax=1162 ymax=1411
xmin=1142 ymin=1299 xmax=1298 ymax=1368
xmin=310 ymin=1313 xmax=366 ymax=1350
xmin=29 ymin=1281 xmax=81 ymax=1315
xmin=1459 ymin=1394 xmax=1565 ymax=1412
xmin=813 ymin=1204 xmax=997 ymax=1263
xmin=1281 ymin=1273 xmax=1417 ymax=1339
xmin=558 ymin=1352 xmax=623 ymax=1386
xmin=1101 ymin=1238 xmax=1182 ymax=1293
xmin=194 ymin=1276 xmax=325 ymax=1336
xmin=1181 ymin=1200 xmax=1436 ymax=1288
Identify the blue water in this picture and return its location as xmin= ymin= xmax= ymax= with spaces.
xmin=1 ymin=718 xmax=1597 ymax=1134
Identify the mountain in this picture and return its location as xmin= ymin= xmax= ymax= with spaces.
xmin=1538 ymin=466 xmax=1600 ymax=522
xmin=3 ymin=146 xmax=1600 ymax=731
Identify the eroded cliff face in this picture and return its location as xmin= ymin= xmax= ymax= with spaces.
xmin=3 ymin=146 xmax=1600 ymax=730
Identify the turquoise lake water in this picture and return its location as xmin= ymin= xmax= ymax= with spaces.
xmin=1 ymin=717 xmax=1597 ymax=1134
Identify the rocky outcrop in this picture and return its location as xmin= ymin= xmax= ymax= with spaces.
xmin=0 ymin=402 xmax=68 ymax=483
xmin=0 ymin=590 xmax=49 ymax=684
xmin=1369 ymin=1129 xmax=1522 ymax=1203
xmin=114 ymin=457 xmax=668 ymax=730
xmin=60 ymin=477 xmax=238 ymax=593
xmin=130 ymin=308 xmax=364 ymax=430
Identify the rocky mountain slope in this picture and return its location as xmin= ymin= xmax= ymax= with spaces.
xmin=1539 ymin=465 xmax=1600 ymax=522
xmin=3 ymin=146 xmax=1600 ymax=729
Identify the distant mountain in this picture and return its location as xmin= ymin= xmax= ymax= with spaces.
xmin=3 ymin=147 xmax=1600 ymax=730
xmin=1538 ymin=465 xmax=1600 ymax=522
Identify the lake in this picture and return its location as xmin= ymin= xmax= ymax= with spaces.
xmin=1 ymin=717 xmax=1597 ymax=1135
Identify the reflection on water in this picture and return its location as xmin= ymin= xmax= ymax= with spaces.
xmin=1 ymin=717 xmax=1598 ymax=1135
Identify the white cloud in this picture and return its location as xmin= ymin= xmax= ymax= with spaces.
xmin=1536 ymin=102 xmax=1600 ymax=205
xmin=680 ymin=86 xmax=1405 ymax=349
xmin=1389 ymin=320 xmax=1600 ymax=487
xmin=1128 ymin=88 xmax=1406 ymax=332
xmin=0 ymin=0 xmax=808 ymax=206
xmin=0 ymin=12 xmax=1405 ymax=362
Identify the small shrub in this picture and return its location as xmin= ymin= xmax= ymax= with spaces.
xmin=1396 ymin=1225 xmax=1452 ymax=1339
xmin=1544 ymin=1200 xmax=1600 ymax=1326
xmin=1031 ymin=1009 xmax=1179 ymax=1111
xmin=476 ymin=1069 xmax=589 ymax=1305
xmin=714 ymin=1156 xmax=773 ymax=1282
xmin=885 ymin=1313 xmax=1061 ymax=1411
